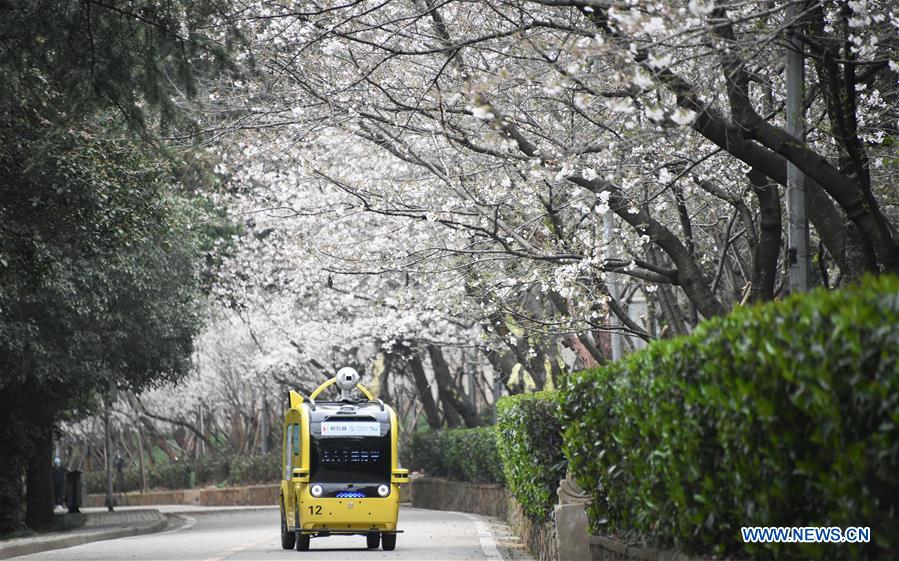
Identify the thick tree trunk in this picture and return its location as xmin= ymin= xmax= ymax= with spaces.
xmin=0 ymin=448 xmax=24 ymax=532
xmin=407 ymin=353 xmax=442 ymax=429
xmin=570 ymin=333 xmax=604 ymax=368
xmin=428 ymin=345 xmax=483 ymax=427
xmin=479 ymin=343 xmax=518 ymax=387
xmin=379 ymin=352 xmax=394 ymax=404
xmin=25 ymin=423 xmax=54 ymax=529
xmin=0 ymin=474 xmax=22 ymax=532
xmin=0 ymin=386 xmax=27 ymax=532
xmin=748 ymin=169 xmax=781 ymax=302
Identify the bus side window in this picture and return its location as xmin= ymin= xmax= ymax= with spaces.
xmin=285 ymin=424 xmax=294 ymax=480
xmin=293 ymin=424 xmax=301 ymax=457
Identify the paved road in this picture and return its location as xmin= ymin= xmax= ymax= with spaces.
xmin=14 ymin=507 xmax=529 ymax=561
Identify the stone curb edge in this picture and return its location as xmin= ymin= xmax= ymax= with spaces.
xmin=0 ymin=516 xmax=168 ymax=560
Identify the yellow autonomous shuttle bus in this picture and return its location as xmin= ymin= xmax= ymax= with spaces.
xmin=279 ymin=367 xmax=409 ymax=551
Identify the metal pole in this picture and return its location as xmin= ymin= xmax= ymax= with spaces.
xmin=604 ymin=212 xmax=624 ymax=360
xmin=199 ymin=404 xmax=205 ymax=457
xmin=786 ymin=3 xmax=810 ymax=293
xmin=466 ymin=357 xmax=476 ymax=414
xmin=104 ymin=379 xmax=114 ymax=512
xmin=136 ymin=421 xmax=147 ymax=493
xmin=260 ymin=398 xmax=269 ymax=454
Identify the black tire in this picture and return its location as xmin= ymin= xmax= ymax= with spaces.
xmin=366 ymin=533 xmax=380 ymax=549
xmin=381 ymin=532 xmax=396 ymax=551
xmin=295 ymin=506 xmax=310 ymax=551
xmin=280 ymin=503 xmax=296 ymax=550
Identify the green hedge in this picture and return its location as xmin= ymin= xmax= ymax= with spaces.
xmin=561 ymin=275 xmax=899 ymax=560
xmin=496 ymin=392 xmax=566 ymax=521
xmin=82 ymin=453 xmax=278 ymax=493
xmin=407 ymin=427 xmax=504 ymax=484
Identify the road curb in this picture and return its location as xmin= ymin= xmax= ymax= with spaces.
xmin=0 ymin=516 xmax=168 ymax=560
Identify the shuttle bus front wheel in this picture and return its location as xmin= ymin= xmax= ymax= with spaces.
xmin=294 ymin=507 xmax=310 ymax=551
xmin=381 ymin=533 xmax=396 ymax=551
xmin=366 ymin=533 xmax=380 ymax=549
xmin=280 ymin=503 xmax=295 ymax=550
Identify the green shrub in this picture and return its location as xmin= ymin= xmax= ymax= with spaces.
xmin=408 ymin=427 xmax=504 ymax=484
xmin=151 ymin=461 xmax=193 ymax=490
xmin=228 ymin=453 xmax=279 ymax=485
xmin=195 ymin=454 xmax=233 ymax=486
xmin=80 ymin=452 xmax=278 ymax=492
xmin=496 ymin=391 xmax=566 ymax=521
xmin=561 ymin=275 xmax=899 ymax=560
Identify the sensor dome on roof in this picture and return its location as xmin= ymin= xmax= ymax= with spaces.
xmin=335 ymin=366 xmax=360 ymax=391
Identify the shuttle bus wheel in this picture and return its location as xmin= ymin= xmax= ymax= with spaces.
xmin=280 ymin=503 xmax=296 ymax=549
xmin=381 ymin=533 xmax=396 ymax=551
xmin=366 ymin=533 xmax=380 ymax=549
xmin=295 ymin=507 xmax=310 ymax=551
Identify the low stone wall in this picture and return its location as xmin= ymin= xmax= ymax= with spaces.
xmin=87 ymin=483 xmax=409 ymax=508
xmin=410 ymin=476 xmax=507 ymax=519
xmin=85 ymin=484 xmax=279 ymax=508
xmin=410 ymin=476 xmax=560 ymax=561
xmin=505 ymin=498 xmax=558 ymax=561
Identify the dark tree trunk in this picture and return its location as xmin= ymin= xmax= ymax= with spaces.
xmin=480 ymin=343 xmax=518 ymax=387
xmin=0 ymin=442 xmax=24 ymax=532
xmin=572 ymin=333 xmax=604 ymax=368
xmin=427 ymin=346 xmax=483 ymax=427
xmin=407 ymin=353 xmax=442 ymax=429
xmin=486 ymin=314 xmax=546 ymax=388
xmin=0 ymin=426 xmax=23 ymax=532
xmin=0 ymin=386 xmax=27 ymax=532
xmin=379 ymin=352 xmax=394 ymax=404
xmin=25 ymin=423 xmax=54 ymax=529
xmin=748 ymin=169 xmax=781 ymax=302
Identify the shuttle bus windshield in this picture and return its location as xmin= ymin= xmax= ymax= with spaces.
xmin=310 ymin=428 xmax=391 ymax=483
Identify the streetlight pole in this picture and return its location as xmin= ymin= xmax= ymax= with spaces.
xmin=786 ymin=3 xmax=810 ymax=293
xmin=604 ymin=212 xmax=624 ymax=360
xmin=104 ymin=379 xmax=115 ymax=512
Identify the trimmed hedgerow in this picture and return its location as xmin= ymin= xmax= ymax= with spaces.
xmin=407 ymin=427 xmax=504 ymax=484
xmin=82 ymin=452 xmax=278 ymax=493
xmin=561 ymin=275 xmax=899 ymax=560
xmin=496 ymin=392 xmax=566 ymax=521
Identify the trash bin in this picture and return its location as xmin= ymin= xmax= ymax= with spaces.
xmin=65 ymin=470 xmax=82 ymax=514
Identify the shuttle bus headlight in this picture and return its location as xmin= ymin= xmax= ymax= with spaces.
xmin=311 ymin=484 xmax=323 ymax=497
xmin=377 ymin=484 xmax=390 ymax=497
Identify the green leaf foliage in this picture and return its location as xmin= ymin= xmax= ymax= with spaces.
xmin=496 ymin=391 xmax=566 ymax=521
xmin=0 ymin=110 xmax=221 ymax=531
xmin=0 ymin=0 xmax=242 ymax=129
xmin=560 ymin=275 xmax=899 ymax=560
xmin=407 ymin=427 xmax=505 ymax=484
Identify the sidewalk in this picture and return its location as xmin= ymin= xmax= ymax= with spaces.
xmin=0 ymin=509 xmax=168 ymax=560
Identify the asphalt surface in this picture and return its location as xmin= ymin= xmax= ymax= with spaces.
xmin=12 ymin=507 xmax=529 ymax=561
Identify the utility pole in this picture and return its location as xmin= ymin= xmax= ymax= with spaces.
xmin=604 ymin=212 xmax=624 ymax=360
xmin=136 ymin=421 xmax=147 ymax=493
xmin=786 ymin=3 xmax=810 ymax=293
xmin=198 ymin=403 xmax=205 ymax=457
xmin=260 ymin=398 xmax=269 ymax=454
xmin=104 ymin=379 xmax=115 ymax=512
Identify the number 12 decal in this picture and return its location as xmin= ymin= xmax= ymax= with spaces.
xmin=308 ymin=505 xmax=322 ymax=515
